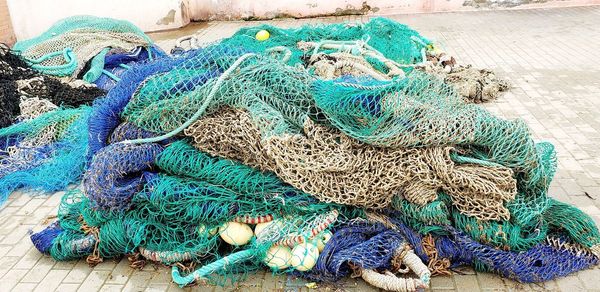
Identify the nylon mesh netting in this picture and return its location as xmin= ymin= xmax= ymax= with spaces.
xmin=13 ymin=15 xmax=153 ymax=81
xmin=0 ymin=44 xmax=105 ymax=128
xmin=15 ymin=16 xmax=600 ymax=290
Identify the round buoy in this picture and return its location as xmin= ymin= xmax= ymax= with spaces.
xmin=256 ymin=30 xmax=270 ymax=41
xmin=254 ymin=219 xmax=284 ymax=238
xmin=263 ymin=245 xmax=293 ymax=270
xmin=290 ymin=242 xmax=319 ymax=272
xmin=316 ymin=230 xmax=333 ymax=252
xmin=219 ymin=222 xmax=253 ymax=246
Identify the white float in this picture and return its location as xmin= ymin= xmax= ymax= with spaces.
xmin=290 ymin=242 xmax=319 ymax=272
xmin=218 ymin=222 xmax=253 ymax=246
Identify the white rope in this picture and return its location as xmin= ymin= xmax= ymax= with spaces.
xmin=360 ymin=248 xmax=430 ymax=292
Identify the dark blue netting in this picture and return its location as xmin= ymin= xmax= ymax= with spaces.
xmin=393 ymin=219 xmax=600 ymax=283
xmin=83 ymin=142 xmax=163 ymax=212
xmin=30 ymin=221 xmax=63 ymax=253
xmin=108 ymin=122 xmax=159 ymax=144
xmin=298 ymin=218 xmax=598 ymax=284
xmin=87 ymin=48 xmax=215 ymax=155
xmin=31 ymin=221 xmax=97 ymax=260
xmin=299 ymin=221 xmax=404 ymax=282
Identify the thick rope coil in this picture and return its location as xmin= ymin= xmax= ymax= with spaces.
xmin=360 ymin=247 xmax=430 ymax=292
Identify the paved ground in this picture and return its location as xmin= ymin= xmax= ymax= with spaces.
xmin=2 ymin=5 xmax=600 ymax=292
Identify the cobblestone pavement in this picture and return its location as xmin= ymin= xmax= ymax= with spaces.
xmin=2 ymin=5 xmax=600 ymax=292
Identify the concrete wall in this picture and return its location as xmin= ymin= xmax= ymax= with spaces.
xmin=6 ymin=0 xmax=190 ymax=41
xmin=188 ymin=0 xmax=600 ymax=21
xmin=0 ymin=0 xmax=16 ymax=45
xmin=5 ymin=0 xmax=600 ymax=41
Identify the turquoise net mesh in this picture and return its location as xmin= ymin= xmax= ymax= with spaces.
xmin=13 ymin=16 xmax=599 ymax=289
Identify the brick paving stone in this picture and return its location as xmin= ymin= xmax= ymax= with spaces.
xmin=166 ymin=283 xmax=184 ymax=292
xmin=260 ymin=272 xmax=286 ymax=291
xmin=78 ymin=270 xmax=111 ymax=292
xmin=63 ymin=260 xmax=93 ymax=284
xmin=23 ymin=206 xmax=54 ymax=225
xmin=503 ymin=278 xmax=531 ymax=291
xmin=98 ymin=284 xmax=124 ymax=292
xmin=147 ymin=267 xmax=171 ymax=285
xmin=0 ymin=215 xmax=25 ymax=237
xmin=556 ymin=275 xmax=588 ymax=291
xmin=146 ymin=284 xmax=170 ymax=291
xmin=576 ymin=267 xmax=600 ymax=291
xmin=7 ymin=191 xmax=31 ymax=207
xmin=34 ymin=269 xmax=70 ymax=292
xmin=0 ymin=255 xmax=19 ymax=279
xmin=477 ymin=273 xmax=505 ymax=290
xmin=12 ymin=247 xmax=42 ymax=270
xmin=236 ymin=270 xmax=265 ymax=292
xmin=93 ymin=259 xmax=120 ymax=271
xmin=105 ymin=259 xmax=134 ymax=285
xmin=529 ymin=280 xmax=560 ymax=292
xmin=44 ymin=191 xmax=64 ymax=208
xmin=1 ymin=5 xmax=600 ymax=292
xmin=20 ymin=255 xmax=55 ymax=283
xmin=1 ymin=223 xmax=33 ymax=246
xmin=55 ymin=283 xmax=81 ymax=292
xmin=121 ymin=270 xmax=155 ymax=291
xmin=454 ymin=274 xmax=481 ymax=292
xmin=0 ymin=269 xmax=28 ymax=292
xmin=430 ymin=275 xmax=455 ymax=290
xmin=17 ymin=198 xmax=46 ymax=216
xmin=0 ymin=244 xmax=10 ymax=258
xmin=11 ymin=283 xmax=38 ymax=292
xmin=53 ymin=259 xmax=78 ymax=270
xmin=6 ymin=237 xmax=36 ymax=257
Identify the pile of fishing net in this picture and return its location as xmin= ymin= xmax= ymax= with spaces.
xmin=183 ymin=17 xmax=509 ymax=103
xmin=0 ymin=44 xmax=104 ymax=127
xmin=0 ymin=16 xmax=165 ymax=203
xmin=12 ymin=15 xmax=166 ymax=89
xmin=1 ymin=15 xmax=165 ymax=128
xmin=0 ymin=44 xmax=104 ymax=203
xmin=5 ymin=17 xmax=596 ymax=291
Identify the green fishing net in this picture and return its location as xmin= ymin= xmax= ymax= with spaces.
xmin=13 ymin=15 xmax=152 ymax=80
xmin=22 ymin=16 xmax=599 ymax=289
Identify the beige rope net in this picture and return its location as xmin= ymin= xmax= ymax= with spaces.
xmin=18 ymin=28 xmax=149 ymax=78
xmin=184 ymin=107 xmax=516 ymax=221
xmin=18 ymin=97 xmax=59 ymax=120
